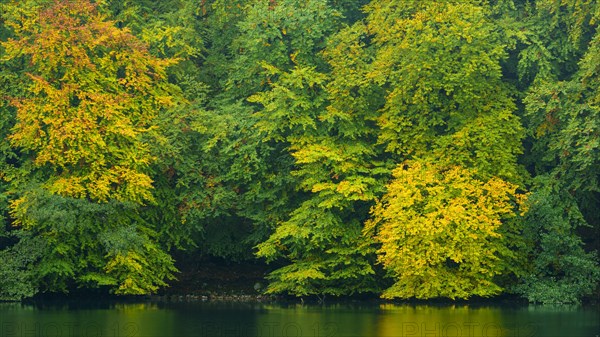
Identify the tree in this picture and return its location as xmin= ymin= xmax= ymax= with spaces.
xmin=524 ymin=10 xmax=600 ymax=194
xmin=226 ymin=0 xmax=340 ymax=100
xmin=366 ymin=160 xmax=526 ymax=299
xmin=518 ymin=2 xmax=600 ymax=301
xmin=0 ymin=232 xmax=46 ymax=301
xmin=100 ymin=0 xmax=203 ymax=59
xmin=249 ymin=0 xmax=385 ymax=296
xmin=515 ymin=0 xmax=597 ymax=86
xmin=146 ymin=0 xmax=307 ymax=261
xmin=253 ymin=65 xmax=383 ymax=296
xmin=350 ymin=0 xmax=530 ymax=299
xmin=514 ymin=176 xmax=600 ymax=304
xmin=0 ymin=0 xmax=597 ymax=301
xmin=365 ymin=1 xmax=524 ymax=179
xmin=3 ymin=0 xmax=180 ymax=203
xmin=1 ymin=0 xmax=180 ymax=295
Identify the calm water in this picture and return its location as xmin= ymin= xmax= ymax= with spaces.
xmin=0 ymin=300 xmax=598 ymax=337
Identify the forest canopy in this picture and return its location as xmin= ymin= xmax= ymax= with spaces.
xmin=0 ymin=0 xmax=598 ymax=304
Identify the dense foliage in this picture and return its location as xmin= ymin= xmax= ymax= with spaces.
xmin=366 ymin=160 xmax=527 ymax=299
xmin=0 ymin=0 xmax=598 ymax=304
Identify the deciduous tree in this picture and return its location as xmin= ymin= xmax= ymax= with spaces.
xmin=366 ymin=160 xmax=527 ymax=299
xmin=1 ymin=0 xmax=180 ymax=295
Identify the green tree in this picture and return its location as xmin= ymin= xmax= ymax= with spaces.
xmin=0 ymin=232 xmax=46 ymax=301
xmin=249 ymin=0 xmax=385 ymax=296
xmin=100 ymin=0 xmax=203 ymax=59
xmin=514 ymin=176 xmax=600 ymax=304
xmin=148 ymin=0 xmax=306 ymax=261
xmin=519 ymin=4 xmax=600 ymax=300
xmin=515 ymin=0 xmax=597 ymax=86
xmin=252 ymin=64 xmax=383 ymax=296
xmin=1 ymin=0 xmax=597 ymax=302
xmin=366 ymin=1 xmax=524 ymax=179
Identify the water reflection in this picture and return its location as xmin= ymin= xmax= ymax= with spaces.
xmin=374 ymin=304 xmax=512 ymax=337
xmin=0 ymin=300 xmax=597 ymax=337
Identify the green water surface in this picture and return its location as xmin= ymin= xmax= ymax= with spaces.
xmin=0 ymin=301 xmax=597 ymax=337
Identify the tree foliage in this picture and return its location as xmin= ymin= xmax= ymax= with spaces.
xmin=364 ymin=1 xmax=524 ymax=180
xmin=366 ymin=160 xmax=527 ymax=299
xmin=250 ymin=1 xmax=383 ymax=296
xmin=0 ymin=0 xmax=598 ymax=302
xmin=1 ymin=0 xmax=180 ymax=296
xmin=0 ymin=232 xmax=46 ymax=301
xmin=514 ymin=176 xmax=600 ymax=304
xmin=3 ymin=0 xmax=179 ymax=203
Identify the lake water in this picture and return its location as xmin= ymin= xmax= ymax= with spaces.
xmin=0 ymin=300 xmax=598 ymax=337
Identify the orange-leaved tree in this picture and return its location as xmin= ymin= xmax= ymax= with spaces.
xmin=3 ymin=0 xmax=178 ymax=204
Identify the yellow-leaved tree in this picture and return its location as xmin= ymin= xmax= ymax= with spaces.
xmin=365 ymin=160 xmax=527 ymax=299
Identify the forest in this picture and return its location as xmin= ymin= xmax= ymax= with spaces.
xmin=0 ymin=0 xmax=599 ymax=304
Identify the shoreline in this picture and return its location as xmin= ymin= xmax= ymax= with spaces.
xmin=3 ymin=258 xmax=598 ymax=305
xmin=4 ymin=290 xmax=597 ymax=306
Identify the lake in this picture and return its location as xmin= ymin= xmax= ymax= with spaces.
xmin=0 ymin=300 xmax=598 ymax=337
